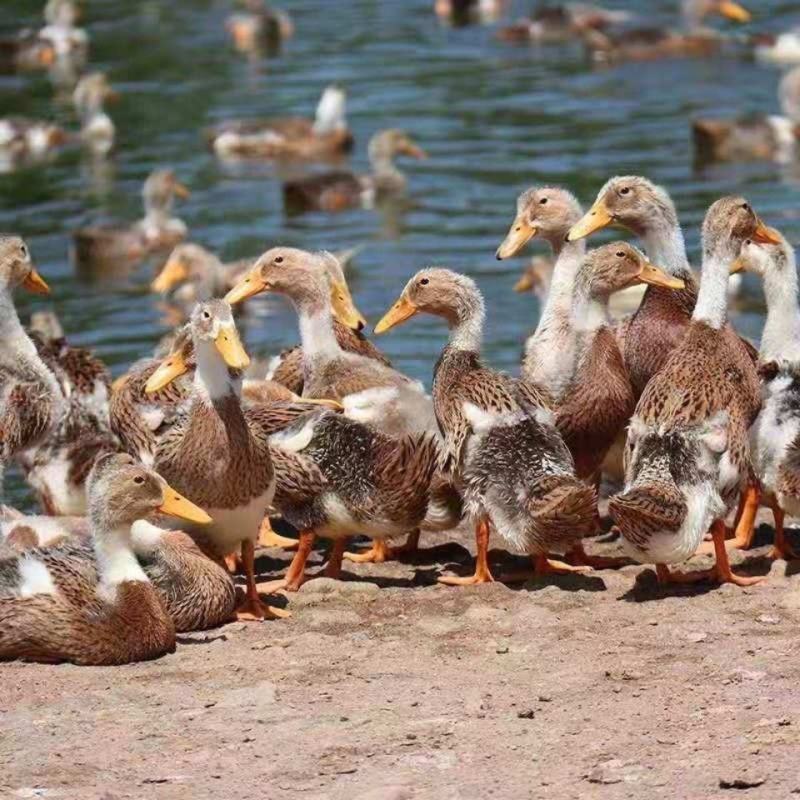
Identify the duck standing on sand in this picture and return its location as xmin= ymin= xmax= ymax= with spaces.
xmin=609 ymin=197 xmax=776 ymax=586
xmin=375 ymin=268 xmax=595 ymax=584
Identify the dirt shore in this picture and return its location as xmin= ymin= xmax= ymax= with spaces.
xmin=3 ymin=509 xmax=800 ymax=800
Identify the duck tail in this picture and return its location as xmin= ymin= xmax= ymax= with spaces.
xmin=608 ymin=481 xmax=686 ymax=549
xmin=527 ymin=475 xmax=597 ymax=544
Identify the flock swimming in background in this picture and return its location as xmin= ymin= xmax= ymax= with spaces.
xmin=2 ymin=0 xmax=800 ymax=667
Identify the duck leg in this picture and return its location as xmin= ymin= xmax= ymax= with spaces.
xmin=324 ymin=538 xmax=347 ymax=578
xmin=257 ymin=516 xmax=299 ymax=550
xmin=768 ymin=502 xmax=797 ymax=560
xmin=439 ymin=517 xmax=494 ymax=585
xmin=235 ymin=539 xmax=291 ymax=620
xmin=258 ymin=530 xmax=316 ymax=594
xmin=696 ymin=483 xmax=760 ymax=555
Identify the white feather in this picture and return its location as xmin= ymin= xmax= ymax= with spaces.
xmin=18 ymin=557 xmax=57 ymax=598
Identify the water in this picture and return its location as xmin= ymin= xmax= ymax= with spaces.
xmin=1 ymin=0 xmax=799 ymax=506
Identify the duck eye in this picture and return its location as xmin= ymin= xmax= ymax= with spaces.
xmin=539 ymin=197 xmax=548 ymax=205
xmin=615 ymin=251 xmax=625 ymax=258
xmin=133 ymin=475 xmax=145 ymax=485
xmin=620 ymin=187 xmax=630 ymax=195
xmin=744 ymin=239 xmax=752 ymax=246
xmin=19 ymin=244 xmax=27 ymax=258
xmin=419 ymin=277 xmax=429 ymax=286
xmin=742 ymin=203 xmax=750 ymax=212
xmin=203 ymin=311 xmax=211 ymax=320
xmin=274 ymin=256 xmax=284 ymax=264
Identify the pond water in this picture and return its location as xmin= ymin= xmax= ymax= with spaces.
xmin=2 ymin=0 xmax=799 ymax=505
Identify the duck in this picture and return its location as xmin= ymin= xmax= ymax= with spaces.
xmin=1 ymin=505 xmax=87 ymax=552
xmin=73 ymin=72 xmax=118 ymax=156
xmin=0 ymin=452 xmax=213 ymax=665
xmin=375 ymin=268 xmax=596 ymax=584
xmin=72 ymin=169 xmax=190 ymax=269
xmin=226 ymin=248 xmax=435 ymax=436
xmin=582 ymin=0 xmax=751 ymax=63
xmin=0 ymin=32 xmax=56 ymax=74
xmin=608 ymin=197 xmax=776 ymax=586
xmin=752 ymin=29 xmax=800 ymax=66
xmin=434 ymin=0 xmax=509 ymax=26
xmin=692 ymin=66 xmax=800 ymax=164
xmin=206 ymin=85 xmax=351 ymax=162
xmin=0 ymin=236 xmax=64 ymax=493
xmin=282 ymin=129 xmax=426 ymax=214
xmin=723 ymin=229 xmax=800 ymax=560
xmin=38 ymin=0 xmax=88 ymax=60
xmin=143 ymin=299 xmax=291 ymax=621
xmin=226 ymin=0 xmax=293 ymax=55
xmin=0 ymin=116 xmax=69 ymax=170
xmin=497 ymin=3 xmax=632 ymax=45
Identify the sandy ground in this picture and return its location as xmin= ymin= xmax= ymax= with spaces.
xmin=3 ymin=508 xmax=800 ymax=800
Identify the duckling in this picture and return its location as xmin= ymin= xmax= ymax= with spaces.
xmin=375 ymin=268 xmax=595 ymax=584
xmin=283 ymin=129 xmax=426 ymax=214
xmin=582 ymin=0 xmax=751 ymax=63
xmin=724 ymin=230 xmax=800 ymax=560
xmin=226 ymin=0 xmax=293 ymax=55
xmin=73 ymin=72 xmax=117 ymax=156
xmin=0 ymin=453 xmax=213 ymax=665
xmin=72 ymin=169 xmax=190 ymax=269
xmin=0 ymin=237 xmax=64 ymax=492
xmin=143 ymin=299 xmax=289 ymax=621
xmin=39 ymin=0 xmax=88 ymax=60
xmin=497 ymin=3 xmax=631 ymax=44
xmin=0 ymin=32 xmax=55 ymax=74
xmin=227 ymin=248 xmax=435 ymax=436
xmin=207 ymin=85 xmax=351 ymax=162
xmin=609 ymin=197 xmax=776 ymax=586
xmin=692 ymin=66 xmax=800 ymax=163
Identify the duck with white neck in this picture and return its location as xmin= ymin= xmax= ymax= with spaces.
xmin=144 ymin=299 xmax=289 ymax=621
xmin=0 ymin=236 xmax=64 ymax=492
xmin=726 ymin=231 xmax=800 ymax=560
xmin=609 ymin=197 xmax=777 ymax=587
xmin=0 ymin=453 xmax=213 ymax=665
xmin=375 ymin=267 xmax=596 ymax=585
xmin=73 ymin=72 xmax=117 ymax=157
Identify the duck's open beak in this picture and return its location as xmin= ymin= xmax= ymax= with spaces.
xmin=23 ymin=266 xmax=51 ymax=295
xmin=215 ymin=324 xmax=250 ymax=370
xmin=636 ymin=260 xmax=685 ymax=289
xmin=225 ymin=269 xmax=269 ymax=305
xmin=151 ymin=256 xmax=188 ymax=294
xmin=752 ymin=218 xmax=781 ymax=245
xmin=158 ymin=484 xmax=212 ymax=525
xmin=567 ymin=198 xmax=614 ymax=241
xmin=375 ymin=294 xmax=417 ymax=334
xmin=172 ymin=181 xmax=191 ymax=200
xmin=330 ymin=279 xmax=368 ymax=331
xmin=496 ymin=216 xmax=536 ymax=260
xmin=717 ymin=1 xmax=751 ymax=23
xmin=145 ymin=351 xmax=189 ymax=394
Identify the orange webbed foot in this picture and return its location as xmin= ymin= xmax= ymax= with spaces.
xmin=344 ymin=539 xmax=388 ymax=564
xmin=235 ymin=594 xmax=291 ymax=621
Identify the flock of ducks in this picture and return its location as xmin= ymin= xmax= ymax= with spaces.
xmin=2 ymin=2 xmax=800 ymax=668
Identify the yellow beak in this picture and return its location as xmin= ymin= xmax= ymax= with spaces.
xmin=496 ymin=216 xmax=537 ymax=260
xmin=374 ymin=294 xmax=418 ymax=334
xmin=636 ymin=260 xmax=685 ymax=289
xmin=22 ymin=266 xmax=50 ymax=295
xmin=513 ymin=271 xmax=535 ymax=292
xmin=729 ymin=256 xmax=746 ymax=275
xmin=717 ymin=1 xmax=751 ymax=23
xmin=225 ymin=270 xmax=269 ymax=305
xmin=330 ymin=279 xmax=368 ymax=331
xmin=145 ymin=351 xmax=189 ymax=394
xmin=296 ymin=396 xmax=345 ymax=411
xmin=567 ymin=198 xmax=614 ymax=242
xmin=151 ymin=256 xmax=189 ymax=294
xmin=752 ymin=218 xmax=781 ymax=245
xmin=158 ymin=484 xmax=212 ymax=524
xmin=214 ymin=324 xmax=250 ymax=370
xmin=172 ymin=181 xmax=191 ymax=200
xmin=401 ymin=140 xmax=428 ymax=160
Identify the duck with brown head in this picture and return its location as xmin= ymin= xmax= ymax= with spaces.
xmin=609 ymin=197 xmax=778 ymax=586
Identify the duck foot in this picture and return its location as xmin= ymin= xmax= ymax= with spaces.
xmin=438 ymin=517 xmax=494 ymax=586
xmin=567 ymin=542 xmax=626 ymax=570
xmin=769 ymin=505 xmax=797 ymax=560
xmin=344 ymin=539 xmax=388 ymax=564
xmin=235 ymin=593 xmax=291 ymax=621
xmin=257 ymin=518 xmax=299 ymax=550
xmin=259 ymin=529 xmax=316 ymax=594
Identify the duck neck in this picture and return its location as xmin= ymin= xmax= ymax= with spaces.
xmin=536 ymin=237 xmax=585 ymax=333
xmin=572 ymin=280 xmax=609 ymax=334
xmin=193 ymin=339 xmax=240 ymax=403
xmin=692 ymin=251 xmax=731 ymax=330
xmin=296 ymin=295 xmax=343 ymax=362
xmin=448 ymin=294 xmax=485 ymax=353
xmin=642 ymin=219 xmax=691 ymax=277
xmin=762 ymin=263 xmax=800 ymax=363
xmin=370 ymin=150 xmax=404 ymax=188
xmin=93 ymin=523 xmax=148 ymax=588
xmin=0 ymin=286 xmax=58 ymax=387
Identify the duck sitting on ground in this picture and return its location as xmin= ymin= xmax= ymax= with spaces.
xmin=609 ymin=197 xmax=776 ymax=586
xmin=582 ymin=0 xmax=751 ymax=63
xmin=226 ymin=0 xmax=293 ymax=54
xmin=207 ymin=85 xmax=351 ymax=161
xmin=72 ymin=169 xmax=190 ymax=269
xmin=497 ymin=3 xmax=632 ymax=44
xmin=692 ymin=66 xmax=800 ymax=164
xmin=0 ymin=453 xmax=214 ymax=665
xmin=283 ymin=129 xmax=426 ymax=214
xmin=375 ymin=268 xmax=596 ymax=584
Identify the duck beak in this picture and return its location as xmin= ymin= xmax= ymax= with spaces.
xmin=225 ymin=269 xmax=269 ymax=305
xmin=297 ymin=396 xmax=344 ymax=411
xmin=158 ymin=484 xmax=212 ymax=525
xmin=496 ymin=216 xmax=536 ymax=260
xmin=717 ymin=1 xmax=751 ymax=23
xmin=752 ymin=218 xmax=781 ymax=245
xmin=375 ymin=294 xmax=418 ymax=334
xmin=39 ymin=46 xmax=56 ymax=66
xmin=636 ymin=260 xmax=685 ymax=289
xmin=23 ymin=267 xmax=51 ymax=295
xmin=567 ymin=198 xmax=614 ymax=242
xmin=145 ymin=351 xmax=189 ymax=394
xmin=172 ymin=181 xmax=191 ymax=200
xmin=330 ymin=279 xmax=367 ymax=331
xmin=214 ymin=324 xmax=250 ymax=369
xmin=513 ymin=271 xmax=535 ymax=292
xmin=151 ymin=256 xmax=189 ymax=294
xmin=401 ymin=140 xmax=427 ymax=159
xmin=729 ymin=256 xmax=746 ymax=275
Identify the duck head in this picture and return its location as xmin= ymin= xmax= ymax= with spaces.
xmin=0 ymin=235 xmax=49 ymax=294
